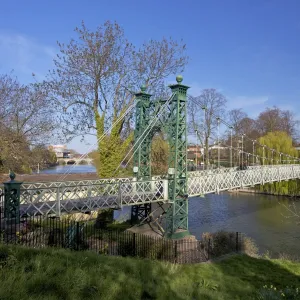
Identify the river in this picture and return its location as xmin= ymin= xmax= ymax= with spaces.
xmin=39 ymin=165 xmax=300 ymax=257
xmin=36 ymin=164 xmax=96 ymax=174
xmin=116 ymin=193 xmax=300 ymax=258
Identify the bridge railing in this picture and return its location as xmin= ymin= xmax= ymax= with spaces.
xmin=18 ymin=178 xmax=169 ymax=216
xmin=188 ymin=164 xmax=300 ymax=196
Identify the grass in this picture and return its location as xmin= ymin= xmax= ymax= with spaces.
xmin=0 ymin=245 xmax=300 ymax=300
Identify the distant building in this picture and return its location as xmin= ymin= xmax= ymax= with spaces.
xmin=49 ymin=145 xmax=71 ymax=159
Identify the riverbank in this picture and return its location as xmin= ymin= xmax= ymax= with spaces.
xmin=0 ymin=245 xmax=299 ymax=299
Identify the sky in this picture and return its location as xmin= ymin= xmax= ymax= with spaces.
xmin=1 ymin=0 xmax=300 ymax=152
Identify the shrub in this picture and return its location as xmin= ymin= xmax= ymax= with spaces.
xmin=201 ymin=231 xmax=259 ymax=258
xmin=256 ymin=285 xmax=300 ymax=299
xmin=117 ymin=233 xmax=174 ymax=260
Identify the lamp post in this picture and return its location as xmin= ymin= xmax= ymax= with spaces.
xmin=252 ymin=140 xmax=255 ymax=166
xmin=229 ymin=126 xmax=233 ymax=168
xmin=195 ymin=129 xmax=198 ymax=169
xmin=201 ymin=106 xmax=207 ymax=169
xmin=241 ymin=134 xmax=245 ymax=167
xmin=216 ymin=117 xmax=220 ymax=169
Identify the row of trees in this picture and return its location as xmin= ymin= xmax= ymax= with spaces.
xmin=189 ymin=90 xmax=299 ymax=165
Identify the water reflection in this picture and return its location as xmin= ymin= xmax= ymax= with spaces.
xmin=189 ymin=193 xmax=300 ymax=257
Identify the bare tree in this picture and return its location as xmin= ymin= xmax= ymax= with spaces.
xmin=188 ymin=89 xmax=227 ymax=165
xmin=0 ymin=74 xmax=57 ymax=173
xmin=47 ymin=21 xmax=188 ymax=177
xmin=228 ymin=109 xmax=248 ymax=136
xmin=256 ymin=106 xmax=299 ymax=141
xmin=0 ymin=74 xmax=56 ymax=145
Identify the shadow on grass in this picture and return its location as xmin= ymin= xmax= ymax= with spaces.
xmin=185 ymin=254 xmax=300 ymax=299
xmin=1 ymin=245 xmax=300 ymax=300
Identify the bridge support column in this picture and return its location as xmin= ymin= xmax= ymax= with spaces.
xmin=131 ymin=86 xmax=152 ymax=225
xmin=166 ymin=76 xmax=190 ymax=239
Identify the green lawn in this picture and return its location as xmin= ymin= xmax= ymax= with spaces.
xmin=0 ymin=245 xmax=300 ymax=300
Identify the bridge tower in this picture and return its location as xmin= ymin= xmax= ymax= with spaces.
xmin=166 ymin=75 xmax=190 ymax=238
xmin=131 ymin=86 xmax=152 ymax=223
xmin=132 ymin=76 xmax=190 ymax=238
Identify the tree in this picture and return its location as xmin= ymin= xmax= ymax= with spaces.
xmin=151 ymin=134 xmax=169 ymax=175
xmin=0 ymin=74 xmax=57 ymax=174
xmin=188 ymin=89 xmax=227 ymax=165
xmin=47 ymin=21 xmax=188 ymax=178
xmin=0 ymin=74 xmax=56 ymax=145
xmin=256 ymin=106 xmax=299 ymax=142
xmin=256 ymin=131 xmax=300 ymax=196
xmin=0 ymin=124 xmax=31 ymax=173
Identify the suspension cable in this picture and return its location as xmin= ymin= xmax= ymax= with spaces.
xmin=58 ymin=100 xmax=138 ymax=181
xmin=111 ymin=93 xmax=176 ymax=177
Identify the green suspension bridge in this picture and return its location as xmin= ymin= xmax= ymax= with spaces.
xmin=1 ymin=76 xmax=300 ymax=238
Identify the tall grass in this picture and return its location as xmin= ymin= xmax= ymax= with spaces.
xmin=0 ymin=245 xmax=300 ymax=300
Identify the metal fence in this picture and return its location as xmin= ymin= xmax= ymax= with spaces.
xmin=0 ymin=214 xmax=243 ymax=264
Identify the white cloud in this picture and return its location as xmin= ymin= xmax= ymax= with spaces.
xmin=0 ymin=32 xmax=56 ymax=82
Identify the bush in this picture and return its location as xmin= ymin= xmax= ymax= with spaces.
xmin=256 ymin=285 xmax=300 ymax=299
xmin=201 ymin=231 xmax=258 ymax=258
xmin=78 ymin=160 xmax=88 ymax=165
xmin=117 ymin=233 xmax=174 ymax=260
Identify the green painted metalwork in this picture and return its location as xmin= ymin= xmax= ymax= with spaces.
xmin=166 ymin=76 xmax=190 ymax=238
xmin=132 ymin=86 xmax=152 ymax=222
xmin=3 ymin=172 xmax=22 ymax=223
xmin=133 ymin=86 xmax=152 ymax=180
xmin=131 ymin=76 xmax=190 ymax=238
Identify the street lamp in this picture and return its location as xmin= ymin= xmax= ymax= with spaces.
xmin=216 ymin=117 xmax=220 ymax=169
xmin=229 ymin=126 xmax=233 ymax=168
xmin=201 ymin=106 xmax=207 ymax=168
xmin=195 ymin=129 xmax=198 ymax=169
xmin=252 ymin=140 xmax=255 ymax=166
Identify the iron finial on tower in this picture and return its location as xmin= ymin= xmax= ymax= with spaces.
xmin=140 ymin=85 xmax=147 ymax=93
xmin=176 ymin=75 xmax=183 ymax=84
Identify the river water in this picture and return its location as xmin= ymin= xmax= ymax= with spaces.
xmin=37 ymin=165 xmax=96 ymax=174
xmin=39 ymin=166 xmax=300 ymax=257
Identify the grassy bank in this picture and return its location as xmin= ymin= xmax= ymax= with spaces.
xmin=0 ymin=245 xmax=300 ymax=299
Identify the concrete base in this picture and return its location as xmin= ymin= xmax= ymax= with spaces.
xmin=127 ymin=223 xmax=164 ymax=238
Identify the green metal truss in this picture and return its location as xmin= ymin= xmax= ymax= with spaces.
xmin=131 ymin=86 xmax=152 ymax=223
xmin=132 ymin=77 xmax=190 ymax=238
xmin=166 ymin=76 xmax=190 ymax=238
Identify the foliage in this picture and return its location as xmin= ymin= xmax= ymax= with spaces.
xmin=256 ymin=285 xmax=300 ymax=299
xmin=151 ymin=134 xmax=169 ymax=175
xmin=201 ymin=231 xmax=259 ymax=258
xmin=1 ymin=245 xmax=300 ymax=299
xmin=256 ymin=131 xmax=300 ymax=196
xmin=0 ymin=74 xmax=57 ymax=174
xmin=117 ymin=234 xmax=174 ymax=260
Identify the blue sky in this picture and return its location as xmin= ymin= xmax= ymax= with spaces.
xmin=1 ymin=0 xmax=300 ymax=152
